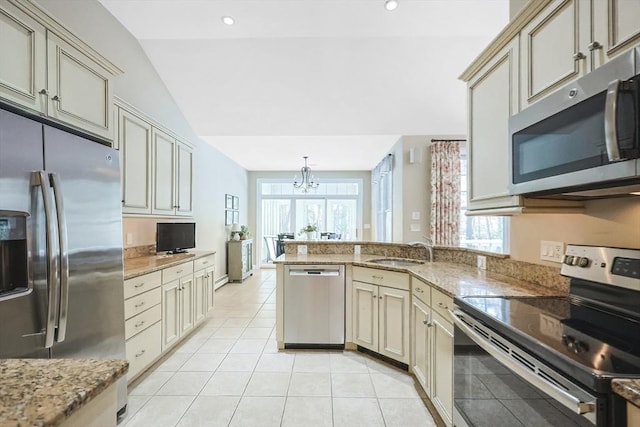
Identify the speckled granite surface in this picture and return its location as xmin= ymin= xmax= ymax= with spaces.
xmin=612 ymin=379 xmax=640 ymax=407
xmin=0 ymin=358 xmax=128 ymax=426
xmin=275 ymin=254 xmax=565 ymax=298
xmin=124 ymin=251 xmax=216 ymax=280
xmin=281 ymin=241 xmax=568 ymax=292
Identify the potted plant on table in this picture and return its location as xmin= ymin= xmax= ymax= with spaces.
xmin=300 ymin=224 xmax=318 ymax=240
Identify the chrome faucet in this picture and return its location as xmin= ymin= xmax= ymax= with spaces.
xmin=408 ymin=236 xmax=433 ymax=262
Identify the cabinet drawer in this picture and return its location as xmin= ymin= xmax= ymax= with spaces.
xmin=412 ymin=278 xmax=431 ymax=306
xmin=162 ymin=261 xmax=194 ymax=283
xmin=124 ymin=271 xmax=162 ymax=299
xmin=126 ymin=321 xmax=161 ymax=381
xmin=353 ymin=266 xmax=409 ymax=291
xmin=125 ymin=304 xmax=161 ymax=340
xmin=124 ymin=287 xmax=161 ymax=320
xmin=194 ymin=255 xmax=215 ymax=272
xmin=432 ymin=287 xmax=454 ymax=319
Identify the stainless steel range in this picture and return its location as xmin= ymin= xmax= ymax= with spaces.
xmin=451 ymin=245 xmax=640 ymax=426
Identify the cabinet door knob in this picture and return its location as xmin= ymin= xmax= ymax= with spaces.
xmin=379 ymin=296 xmax=383 ymax=299
xmin=372 ymin=294 xmax=377 ymax=298
xmin=39 ymin=89 xmax=49 ymax=96
xmin=572 ymin=52 xmax=586 ymax=61
xmin=51 ymin=95 xmax=61 ymax=102
xmin=588 ymin=41 xmax=602 ymax=51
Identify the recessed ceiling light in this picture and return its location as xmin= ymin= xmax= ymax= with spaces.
xmin=222 ymin=16 xmax=235 ymax=25
xmin=384 ymin=0 xmax=399 ymax=11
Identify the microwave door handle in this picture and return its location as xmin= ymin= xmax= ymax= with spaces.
xmin=604 ymin=79 xmax=623 ymax=161
xmin=50 ymin=173 xmax=69 ymax=343
xmin=449 ymin=309 xmax=596 ymax=416
xmin=32 ymin=171 xmax=59 ymax=349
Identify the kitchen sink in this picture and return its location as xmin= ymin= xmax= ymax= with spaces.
xmin=367 ymin=258 xmax=425 ymax=267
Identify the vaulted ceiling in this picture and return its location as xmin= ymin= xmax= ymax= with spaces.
xmin=100 ymin=0 xmax=509 ymax=170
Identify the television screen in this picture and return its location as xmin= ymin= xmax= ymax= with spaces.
xmin=156 ymin=222 xmax=196 ymax=253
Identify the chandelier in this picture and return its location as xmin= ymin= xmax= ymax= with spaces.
xmin=293 ymin=156 xmax=320 ymax=193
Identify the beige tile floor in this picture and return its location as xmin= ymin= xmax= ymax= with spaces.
xmin=119 ymin=269 xmax=437 ymax=427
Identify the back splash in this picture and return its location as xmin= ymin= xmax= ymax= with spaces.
xmin=124 ymin=244 xmax=156 ymax=259
xmin=283 ymin=241 xmax=569 ymax=293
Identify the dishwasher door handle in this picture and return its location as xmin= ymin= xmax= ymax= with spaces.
xmin=288 ymin=270 xmax=341 ymax=277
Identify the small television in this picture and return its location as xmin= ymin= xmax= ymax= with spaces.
xmin=156 ymin=222 xmax=196 ymax=254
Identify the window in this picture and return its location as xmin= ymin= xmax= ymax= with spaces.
xmin=258 ymin=179 xmax=363 ymax=264
xmin=459 ymin=156 xmax=509 ymax=253
xmin=372 ymin=155 xmax=393 ymax=242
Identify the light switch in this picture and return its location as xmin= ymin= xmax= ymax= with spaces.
xmin=126 ymin=233 xmax=133 ymax=245
xmin=298 ymin=245 xmax=307 ymax=255
xmin=410 ymin=223 xmax=420 ymax=232
xmin=411 ymin=211 xmax=420 ymax=220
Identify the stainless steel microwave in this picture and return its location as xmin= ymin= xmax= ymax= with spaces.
xmin=509 ymin=47 xmax=640 ymax=199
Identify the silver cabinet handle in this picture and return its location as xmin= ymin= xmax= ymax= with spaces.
xmin=135 ymin=320 xmax=146 ymax=328
xmin=415 ymin=288 xmax=424 ymax=293
xmin=135 ymin=301 xmax=145 ymax=308
xmin=587 ymin=41 xmax=602 ymax=51
xmin=135 ymin=349 xmax=146 ymax=358
xmin=51 ymin=95 xmax=61 ymax=102
xmin=50 ymin=173 xmax=69 ymax=343
xmin=202 ymin=261 xmax=208 ymax=264
xmin=604 ymin=79 xmax=625 ymax=161
xmin=372 ymin=275 xmax=383 ymax=280
xmin=572 ymin=52 xmax=586 ymax=61
xmin=438 ymin=302 xmax=448 ymax=309
xmin=176 ymin=270 xmax=183 ymax=274
xmin=34 ymin=171 xmax=58 ymax=349
xmin=134 ymin=283 xmax=145 ymax=288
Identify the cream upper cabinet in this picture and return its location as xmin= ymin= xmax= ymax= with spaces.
xmin=0 ymin=0 xmax=121 ymax=141
xmin=152 ymin=128 xmax=176 ymax=215
xmin=116 ymin=99 xmax=195 ymax=218
xmin=0 ymin=1 xmax=47 ymax=113
xmin=520 ymin=0 xmax=590 ymax=109
xmin=592 ymin=0 xmax=640 ymax=68
xmin=467 ymin=38 xmax=521 ymax=212
xmin=175 ymin=141 xmax=193 ymax=217
xmin=46 ymin=32 xmax=113 ymax=140
xmin=522 ymin=0 xmax=640 ymax=109
xmin=119 ymin=108 xmax=152 ymax=214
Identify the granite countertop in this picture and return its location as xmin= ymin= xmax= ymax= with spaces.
xmin=124 ymin=251 xmax=216 ymax=280
xmin=0 ymin=358 xmax=128 ymax=426
xmin=612 ymin=379 xmax=640 ymax=407
xmin=275 ymin=254 xmax=565 ymax=298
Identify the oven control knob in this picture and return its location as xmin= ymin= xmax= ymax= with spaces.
xmin=577 ymin=257 xmax=590 ymax=268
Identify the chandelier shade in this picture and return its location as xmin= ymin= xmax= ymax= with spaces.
xmin=293 ymin=156 xmax=320 ymax=193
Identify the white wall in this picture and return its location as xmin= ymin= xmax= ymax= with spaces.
xmin=35 ymin=0 xmax=249 ymax=280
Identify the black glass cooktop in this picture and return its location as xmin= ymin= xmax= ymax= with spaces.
xmin=455 ymin=294 xmax=640 ymax=389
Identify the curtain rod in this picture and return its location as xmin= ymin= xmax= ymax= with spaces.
xmin=430 ymin=138 xmax=466 ymax=143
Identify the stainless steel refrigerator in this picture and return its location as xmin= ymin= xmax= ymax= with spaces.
xmin=0 ymin=106 xmax=127 ymax=414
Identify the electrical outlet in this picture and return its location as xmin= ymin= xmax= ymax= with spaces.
xmin=126 ymin=233 xmax=133 ymax=245
xmin=477 ymin=255 xmax=487 ymax=270
xmin=297 ymin=245 xmax=307 ymax=255
xmin=410 ymin=223 xmax=420 ymax=232
xmin=540 ymin=240 xmax=564 ymax=263
xmin=354 ymin=245 xmax=361 ymax=255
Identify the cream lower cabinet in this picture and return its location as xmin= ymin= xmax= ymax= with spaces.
xmin=123 ymin=271 xmax=163 ymax=383
xmin=194 ymin=254 xmax=216 ymax=324
xmin=352 ymin=267 xmax=410 ymax=365
xmin=411 ymin=277 xmax=454 ymax=426
xmin=161 ymin=261 xmax=195 ymax=350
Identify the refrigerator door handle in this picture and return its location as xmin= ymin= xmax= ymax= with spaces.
xmin=33 ymin=171 xmax=59 ymax=349
xmin=50 ymin=173 xmax=69 ymax=343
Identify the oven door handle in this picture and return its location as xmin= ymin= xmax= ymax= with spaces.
xmin=449 ymin=309 xmax=596 ymax=416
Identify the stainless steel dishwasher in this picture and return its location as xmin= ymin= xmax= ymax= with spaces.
xmin=284 ymin=264 xmax=345 ymax=349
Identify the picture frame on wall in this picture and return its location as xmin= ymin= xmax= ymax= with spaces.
xmin=232 ymin=196 xmax=239 ymax=210
xmin=225 ymin=194 xmax=233 ymax=209
xmin=225 ymin=210 xmax=233 ymax=225
xmin=233 ymin=210 xmax=239 ymax=224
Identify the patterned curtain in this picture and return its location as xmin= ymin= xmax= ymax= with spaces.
xmin=430 ymin=140 xmax=461 ymax=246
